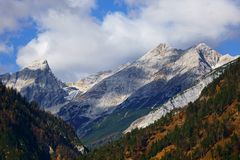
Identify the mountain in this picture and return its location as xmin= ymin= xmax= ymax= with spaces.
xmin=83 ymin=57 xmax=240 ymax=160
xmin=73 ymin=43 xmax=222 ymax=112
xmin=0 ymin=60 xmax=68 ymax=109
xmin=0 ymin=43 xmax=237 ymax=148
xmin=58 ymin=43 xmax=237 ymax=146
xmin=0 ymin=82 xmax=86 ymax=160
xmin=124 ymin=59 xmax=237 ymax=133
xmin=67 ymin=70 xmax=114 ymax=93
xmin=67 ymin=61 xmax=130 ymax=94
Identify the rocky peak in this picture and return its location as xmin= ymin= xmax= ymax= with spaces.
xmin=25 ymin=59 xmax=50 ymax=71
xmin=0 ymin=59 xmax=68 ymax=108
xmin=139 ymin=43 xmax=176 ymax=62
xmin=195 ymin=42 xmax=209 ymax=48
xmin=156 ymin=43 xmax=171 ymax=51
xmin=193 ymin=43 xmax=221 ymax=68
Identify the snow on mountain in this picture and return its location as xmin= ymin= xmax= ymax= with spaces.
xmin=65 ymin=43 xmax=181 ymax=115
xmin=76 ymin=43 xmax=221 ymax=112
xmin=0 ymin=42 xmax=237 ymax=147
xmin=67 ymin=62 xmax=131 ymax=94
xmin=0 ymin=59 xmax=68 ymax=109
xmin=194 ymin=43 xmax=221 ymax=68
xmin=58 ymin=43 xmax=237 ymax=145
xmin=124 ymin=58 xmax=237 ymax=133
xmin=214 ymin=54 xmax=239 ymax=69
xmin=64 ymin=86 xmax=81 ymax=101
xmin=67 ymin=71 xmax=113 ymax=93
xmin=25 ymin=59 xmax=50 ymax=71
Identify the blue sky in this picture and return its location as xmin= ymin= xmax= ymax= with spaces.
xmin=0 ymin=0 xmax=129 ymax=74
xmin=0 ymin=0 xmax=240 ymax=81
xmin=0 ymin=21 xmax=38 ymax=70
xmin=92 ymin=0 xmax=128 ymax=20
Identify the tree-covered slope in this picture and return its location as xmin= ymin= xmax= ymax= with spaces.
xmin=83 ymin=58 xmax=240 ymax=160
xmin=0 ymin=83 xmax=85 ymax=160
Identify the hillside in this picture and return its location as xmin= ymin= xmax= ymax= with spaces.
xmin=124 ymin=59 xmax=235 ymax=133
xmin=59 ymin=43 xmax=236 ymax=146
xmin=83 ymin=58 xmax=240 ymax=160
xmin=0 ymin=83 xmax=85 ymax=160
xmin=75 ymin=44 xmax=237 ymax=147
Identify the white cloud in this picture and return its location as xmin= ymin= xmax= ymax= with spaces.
xmin=0 ymin=0 xmax=96 ymax=33
xmin=0 ymin=43 xmax=13 ymax=54
xmin=10 ymin=0 xmax=240 ymax=81
xmin=17 ymin=9 xmax=141 ymax=81
xmin=123 ymin=0 xmax=149 ymax=7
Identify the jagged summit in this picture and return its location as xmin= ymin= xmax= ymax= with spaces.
xmin=188 ymin=42 xmax=214 ymax=51
xmin=140 ymin=42 xmax=220 ymax=64
xmin=25 ymin=59 xmax=50 ymax=71
xmin=195 ymin=42 xmax=209 ymax=48
xmin=139 ymin=43 xmax=175 ymax=61
xmin=187 ymin=43 xmax=237 ymax=69
xmin=0 ymin=59 xmax=67 ymax=108
xmin=156 ymin=43 xmax=171 ymax=50
xmin=185 ymin=43 xmax=221 ymax=68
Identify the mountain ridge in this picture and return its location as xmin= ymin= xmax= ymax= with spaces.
xmin=58 ymin=43 xmax=237 ymax=146
xmin=0 ymin=60 xmax=68 ymax=108
xmin=124 ymin=58 xmax=237 ymax=133
xmin=83 ymin=57 xmax=240 ymax=160
xmin=0 ymin=43 xmax=238 ymax=147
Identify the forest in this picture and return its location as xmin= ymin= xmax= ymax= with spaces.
xmin=0 ymin=83 xmax=83 ymax=160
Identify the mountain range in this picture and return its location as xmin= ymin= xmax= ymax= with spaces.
xmin=0 ymin=43 xmax=238 ymax=147
xmin=83 ymin=57 xmax=240 ymax=160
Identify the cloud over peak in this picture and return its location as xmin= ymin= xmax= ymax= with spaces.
xmin=2 ymin=0 xmax=240 ymax=81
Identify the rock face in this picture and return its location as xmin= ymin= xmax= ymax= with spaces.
xmin=62 ymin=43 xmax=220 ymax=115
xmin=0 ymin=60 xmax=68 ymax=108
xmin=67 ymin=63 xmax=131 ymax=94
xmin=67 ymin=70 xmax=114 ymax=93
xmin=124 ymin=59 xmax=237 ymax=133
xmin=58 ymin=43 xmax=237 ymax=146
xmin=83 ymin=57 xmax=240 ymax=159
